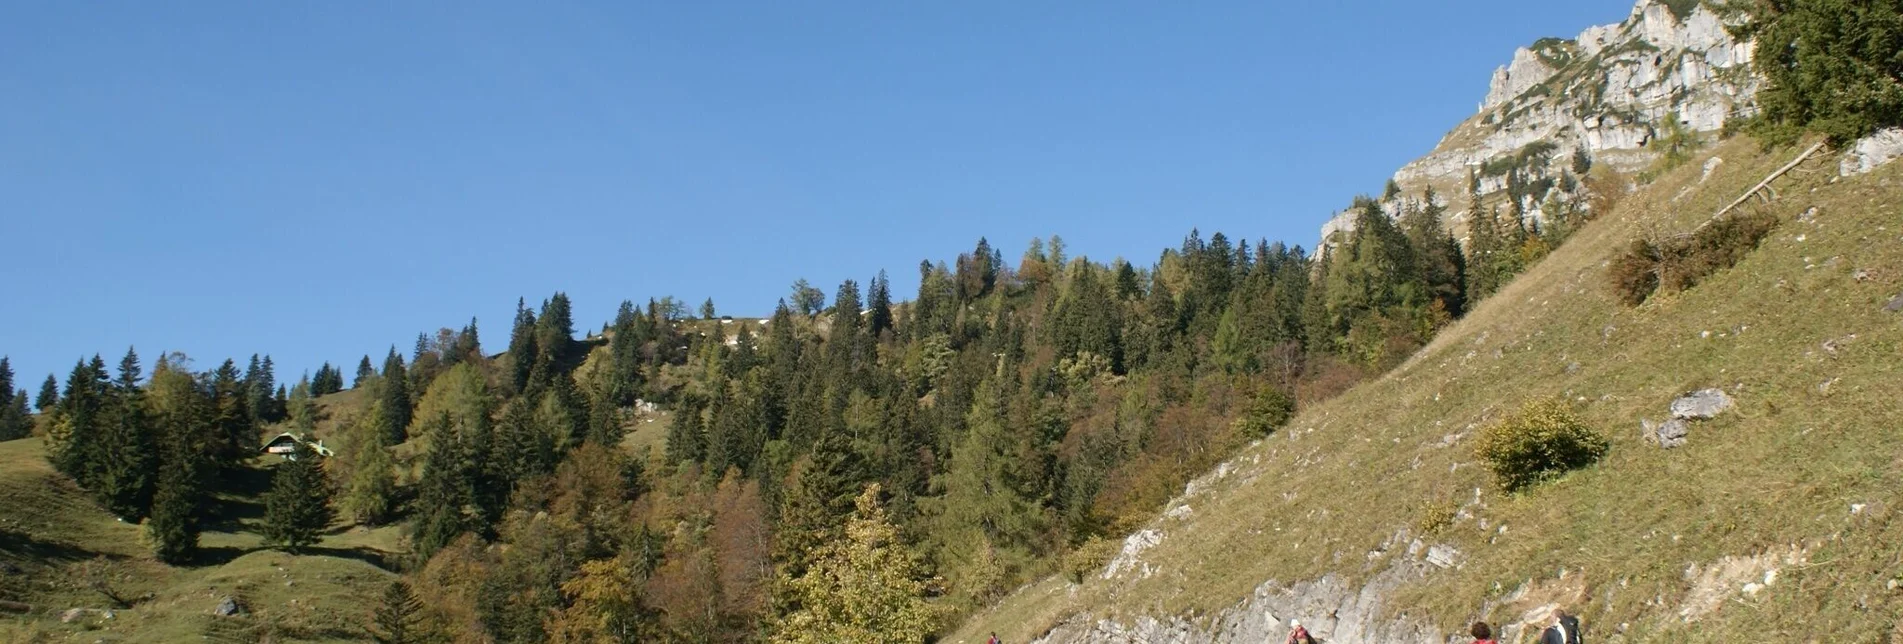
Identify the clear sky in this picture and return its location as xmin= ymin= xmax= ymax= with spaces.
xmin=0 ymin=1 xmax=1632 ymax=388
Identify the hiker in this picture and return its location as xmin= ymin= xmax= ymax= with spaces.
xmin=1285 ymin=619 xmax=1314 ymax=644
xmin=986 ymin=632 xmax=1001 ymax=644
xmin=1469 ymin=621 xmax=1496 ymax=644
xmin=1538 ymin=609 xmax=1582 ymax=644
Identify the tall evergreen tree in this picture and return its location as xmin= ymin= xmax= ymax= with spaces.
xmin=261 ymin=440 xmax=332 ymax=553
xmin=1402 ymin=188 xmax=1468 ymax=319
xmin=37 ymin=373 xmax=59 ymax=412
xmin=356 ymin=356 xmax=375 ymax=388
xmin=371 ymin=579 xmax=428 ymax=644
xmin=145 ymin=461 xmax=200 ymax=564
xmin=409 ymin=413 xmax=472 ymax=562
xmin=211 ymin=359 xmax=257 ymax=469
xmin=866 ymin=271 xmax=894 ymax=339
xmin=1742 ymin=0 xmax=1903 ymax=144
xmin=0 ymin=388 xmax=30 ymax=441
xmin=93 ymin=348 xmax=157 ymax=520
xmin=506 ymin=298 xmax=538 ymax=395
xmin=380 ymin=348 xmax=412 ymax=444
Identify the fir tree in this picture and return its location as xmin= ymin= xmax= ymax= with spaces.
xmin=0 ymin=357 xmax=12 ymax=406
xmin=261 ymin=439 xmax=332 ymax=553
xmin=866 ymin=271 xmax=894 ymax=339
xmin=1742 ymin=0 xmax=1903 ymax=144
xmin=368 ymin=579 xmax=428 ymax=644
xmin=145 ymin=461 xmax=199 ymax=564
xmin=93 ymin=348 xmax=157 ymax=520
xmin=371 ymin=579 xmax=429 ymax=644
xmin=37 ymin=373 xmax=58 ymax=411
xmin=212 ymin=359 xmax=257 ymax=469
xmin=0 ymin=390 xmax=30 ymax=441
xmin=380 ymin=348 xmax=411 ymax=444
xmin=409 ymin=413 xmax=471 ymax=562
xmin=701 ymin=297 xmax=718 ymax=320
xmin=356 ymin=356 xmax=375 ymax=387
xmin=506 ymin=298 xmax=538 ymax=395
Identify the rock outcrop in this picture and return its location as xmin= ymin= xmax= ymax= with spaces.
xmin=1322 ymin=0 xmax=1758 ymax=246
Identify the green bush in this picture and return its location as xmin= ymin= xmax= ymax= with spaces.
xmin=1609 ymin=210 xmax=1780 ymax=305
xmin=1231 ymin=387 xmax=1296 ymax=439
xmin=1474 ymin=399 xmax=1609 ymax=492
xmin=1063 ymin=536 xmax=1117 ymax=584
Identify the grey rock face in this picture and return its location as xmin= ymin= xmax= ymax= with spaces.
xmin=1320 ymin=0 xmax=1761 ymax=248
xmin=214 ymin=596 xmax=244 ymax=616
xmin=1670 ymin=389 xmax=1734 ymax=420
xmin=1884 ymin=293 xmax=1903 ymax=313
xmin=1656 ymin=418 xmax=1690 ymax=448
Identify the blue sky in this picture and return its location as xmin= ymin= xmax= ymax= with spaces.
xmin=0 ymin=1 xmax=1631 ymax=387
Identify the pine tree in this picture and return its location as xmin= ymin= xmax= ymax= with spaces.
xmin=143 ymin=358 xmax=214 ymax=564
xmin=380 ymin=349 xmax=411 ymax=444
xmin=371 ymin=579 xmax=428 ymax=644
xmin=261 ymin=440 xmax=332 ymax=553
xmin=254 ymin=356 xmax=281 ymax=423
xmin=506 ymin=298 xmax=538 ymax=395
xmin=701 ymin=297 xmax=718 ymax=320
xmin=0 ymin=357 xmax=13 ymax=406
xmin=145 ymin=462 xmax=199 ymax=564
xmin=1402 ymin=188 xmax=1468 ymax=319
xmin=409 ymin=414 xmax=471 ymax=562
xmin=93 ymin=348 xmax=157 ymax=520
xmin=0 ymin=390 xmax=30 ymax=441
xmin=212 ymin=359 xmax=257 ymax=469
xmin=356 ymin=356 xmax=375 ymax=388
xmin=866 ymin=271 xmax=894 ymax=339
xmin=1742 ymin=0 xmax=1903 ymax=144
xmin=664 ymin=396 xmax=706 ymax=465
xmin=37 ymin=374 xmax=58 ymax=412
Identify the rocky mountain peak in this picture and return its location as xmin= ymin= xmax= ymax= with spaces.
xmin=1321 ymin=0 xmax=1757 ymax=246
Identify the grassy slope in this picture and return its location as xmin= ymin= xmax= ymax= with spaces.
xmin=953 ymin=137 xmax=1903 ymax=642
xmin=0 ymin=435 xmax=399 ymax=643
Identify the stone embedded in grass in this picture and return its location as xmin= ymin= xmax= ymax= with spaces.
xmin=1884 ymin=293 xmax=1903 ymax=313
xmin=1670 ymin=389 xmax=1734 ymax=420
xmin=1656 ymin=419 xmax=1691 ymax=448
xmin=214 ymin=596 xmax=244 ymax=616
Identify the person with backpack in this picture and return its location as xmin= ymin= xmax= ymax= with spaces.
xmin=986 ymin=633 xmax=1001 ymax=644
xmin=1285 ymin=619 xmax=1314 ymax=644
xmin=1469 ymin=621 xmax=1496 ymax=644
xmin=1538 ymin=609 xmax=1582 ymax=644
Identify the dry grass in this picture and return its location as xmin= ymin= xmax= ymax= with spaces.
xmin=952 ymin=136 xmax=1903 ymax=642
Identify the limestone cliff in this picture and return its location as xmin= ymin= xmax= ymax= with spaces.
xmin=1320 ymin=0 xmax=1756 ymax=245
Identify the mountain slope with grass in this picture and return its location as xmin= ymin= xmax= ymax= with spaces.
xmin=951 ymin=134 xmax=1903 ymax=642
xmin=0 ymin=434 xmax=400 ymax=643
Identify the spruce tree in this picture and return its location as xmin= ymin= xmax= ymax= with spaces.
xmin=37 ymin=374 xmax=58 ymax=411
xmin=356 ymin=356 xmax=375 ymax=388
xmin=409 ymin=414 xmax=471 ymax=562
xmin=0 ymin=357 xmax=12 ymax=405
xmin=380 ymin=348 xmax=411 ymax=444
xmin=212 ymin=359 xmax=257 ymax=469
xmin=1743 ymin=0 xmax=1903 ymax=144
xmin=701 ymin=297 xmax=718 ymax=320
xmin=145 ymin=462 xmax=199 ymax=564
xmin=261 ymin=440 xmax=332 ymax=553
xmin=93 ymin=348 xmax=157 ymax=520
xmin=0 ymin=390 xmax=30 ymax=441
xmin=506 ymin=298 xmax=538 ymax=395
xmin=371 ymin=579 xmax=427 ymax=644
xmin=866 ymin=271 xmax=894 ymax=339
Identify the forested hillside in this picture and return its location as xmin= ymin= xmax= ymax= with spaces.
xmin=5 ymin=0 xmax=1901 ymax=642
